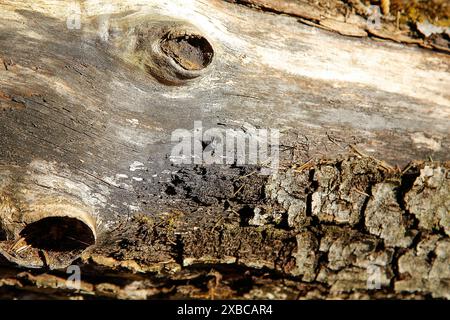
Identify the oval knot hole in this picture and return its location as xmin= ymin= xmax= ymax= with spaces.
xmin=20 ymin=217 xmax=95 ymax=252
xmin=160 ymin=33 xmax=214 ymax=71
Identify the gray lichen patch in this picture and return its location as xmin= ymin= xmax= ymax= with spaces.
xmin=319 ymin=226 xmax=393 ymax=272
xmin=316 ymin=266 xmax=384 ymax=294
xmin=258 ymin=157 xmax=448 ymax=297
xmin=396 ymin=235 xmax=450 ymax=299
xmin=405 ymin=165 xmax=450 ymax=236
xmin=291 ymin=231 xmax=318 ymax=281
xmin=265 ymin=168 xmax=310 ymax=229
xmin=315 ymin=226 xmax=394 ymax=292
xmin=311 ymin=158 xmax=386 ymax=226
xmin=265 ymin=156 xmax=389 ymax=230
xmin=365 ymin=182 xmax=416 ymax=248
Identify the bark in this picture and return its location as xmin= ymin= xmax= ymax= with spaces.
xmin=0 ymin=0 xmax=449 ymax=299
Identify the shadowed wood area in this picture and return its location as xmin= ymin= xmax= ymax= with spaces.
xmin=0 ymin=0 xmax=449 ymax=299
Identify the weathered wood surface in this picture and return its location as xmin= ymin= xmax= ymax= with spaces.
xmin=0 ymin=0 xmax=449 ymax=299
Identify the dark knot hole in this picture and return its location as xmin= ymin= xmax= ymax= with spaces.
xmin=20 ymin=217 xmax=95 ymax=252
xmin=160 ymin=33 xmax=214 ymax=71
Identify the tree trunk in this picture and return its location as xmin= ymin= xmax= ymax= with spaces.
xmin=0 ymin=0 xmax=449 ymax=299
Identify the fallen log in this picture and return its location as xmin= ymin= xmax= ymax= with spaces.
xmin=0 ymin=0 xmax=449 ymax=299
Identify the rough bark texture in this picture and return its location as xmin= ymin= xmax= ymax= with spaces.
xmin=0 ymin=0 xmax=449 ymax=299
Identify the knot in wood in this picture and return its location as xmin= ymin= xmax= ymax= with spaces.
xmin=134 ymin=22 xmax=215 ymax=85
xmin=160 ymin=32 xmax=214 ymax=71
